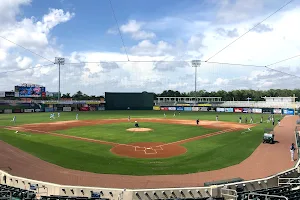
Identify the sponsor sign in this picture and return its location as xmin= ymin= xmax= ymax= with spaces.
xmin=89 ymin=107 xmax=96 ymax=111
xmin=98 ymin=107 xmax=105 ymax=111
xmin=5 ymin=92 xmax=15 ymax=97
xmin=4 ymin=109 xmax=12 ymax=114
xmin=243 ymin=108 xmax=251 ymax=113
xmin=262 ymin=108 xmax=272 ymax=114
xmin=177 ymin=104 xmax=190 ymax=106
xmin=283 ymin=109 xmax=294 ymax=115
xmin=63 ymin=107 xmax=72 ymax=112
xmin=153 ymin=106 xmax=160 ymax=111
xmin=273 ymin=108 xmax=282 ymax=114
xmin=35 ymin=109 xmax=41 ymax=112
xmin=216 ymin=107 xmax=225 ymax=112
xmin=225 ymin=108 xmax=234 ymax=112
xmin=198 ymin=104 xmax=212 ymax=107
xmin=184 ymin=107 xmax=192 ymax=111
xmin=160 ymin=107 xmax=169 ymax=111
xmin=252 ymin=108 xmax=262 ymax=113
xmin=0 ymin=91 xmax=5 ymax=97
xmin=80 ymin=107 xmax=90 ymax=111
xmin=168 ymin=107 xmax=176 ymax=111
xmin=176 ymin=106 xmax=184 ymax=111
xmin=12 ymin=109 xmax=22 ymax=113
xmin=24 ymin=109 xmax=34 ymax=113
xmin=234 ymin=108 xmax=243 ymax=113
xmin=45 ymin=107 xmax=54 ymax=112
xmin=199 ymin=107 xmax=208 ymax=111
xmin=192 ymin=107 xmax=199 ymax=111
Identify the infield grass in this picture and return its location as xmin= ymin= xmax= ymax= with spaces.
xmin=0 ymin=111 xmax=280 ymax=175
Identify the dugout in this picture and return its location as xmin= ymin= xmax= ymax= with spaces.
xmin=105 ymin=92 xmax=154 ymax=110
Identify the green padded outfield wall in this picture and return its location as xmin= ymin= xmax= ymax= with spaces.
xmin=105 ymin=92 xmax=154 ymax=110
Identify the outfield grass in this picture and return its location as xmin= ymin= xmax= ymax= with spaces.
xmin=55 ymin=122 xmax=219 ymax=143
xmin=0 ymin=111 xmax=279 ymax=175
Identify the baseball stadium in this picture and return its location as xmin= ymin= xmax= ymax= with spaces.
xmin=1 ymin=0 xmax=300 ymax=200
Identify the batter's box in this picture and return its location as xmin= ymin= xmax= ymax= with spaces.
xmin=135 ymin=146 xmax=146 ymax=151
xmin=152 ymin=146 xmax=163 ymax=151
xmin=144 ymin=148 xmax=157 ymax=154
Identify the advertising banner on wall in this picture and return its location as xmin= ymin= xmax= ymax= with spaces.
xmin=184 ymin=107 xmax=192 ymax=111
xmin=24 ymin=109 xmax=34 ymax=113
xmin=262 ymin=108 xmax=272 ymax=114
xmin=4 ymin=109 xmax=12 ymax=113
xmin=192 ymin=107 xmax=199 ymax=111
xmin=273 ymin=108 xmax=282 ymax=114
xmin=5 ymin=92 xmax=15 ymax=97
xmin=153 ymin=106 xmax=160 ymax=111
xmin=252 ymin=108 xmax=262 ymax=113
xmin=35 ymin=109 xmax=41 ymax=112
xmin=63 ymin=107 xmax=72 ymax=112
xmin=160 ymin=107 xmax=169 ymax=111
xmin=80 ymin=107 xmax=90 ymax=111
xmin=198 ymin=104 xmax=212 ymax=107
xmin=98 ymin=107 xmax=105 ymax=111
xmin=234 ymin=108 xmax=243 ymax=113
xmin=225 ymin=108 xmax=234 ymax=112
xmin=283 ymin=109 xmax=294 ymax=115
xmin=177 ymin=104 xmax=190 ymax=106
xmin=199 ymin=107 xmax=208 ymax=111
xmin=45 ymin=107 xmax=54 ymax=112
xmin=176 ymin=106 xmax=184 ymax=111
xmin=243 ymin=108 xmax=252 ymax=113
xmin=0 ymin=91 xmax=5 ymax=97
xmin=168 ymin=107 xmax=176 ymax=111
xmin=12 ymin=109 xmax=22 ymax=113
xmin=216 ymin=107 xmax=225 ymax=112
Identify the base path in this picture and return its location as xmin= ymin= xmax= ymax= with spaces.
xmin=0 ymin=116 xmax=297 ymax=188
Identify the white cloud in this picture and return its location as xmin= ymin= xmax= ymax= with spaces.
xmin=1 ymin=1 xmax=300 ymax=94
xmin=117 ymin=20 xmax=156 ymax=40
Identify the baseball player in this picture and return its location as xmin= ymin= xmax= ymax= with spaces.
xmin=245 ymin=117 xmax=248 ymax=123
xmin=239 ymin=116 xmax=242 ymax=123
xmin=260 ymin=116 xmax=263 ymax=123
xmin=216 ymin=115 xmax=219 ymax=121
xmin=50 ymin=113 xmax=54 ymax=120
xmin=58 ymin=112 xmax=60 ymax=118
xmin=173 ymin=112 xmax=176 ymax=117
xmin=278 ymin=119 xmax=281 ymax=126
xmin=290 ymin=143 xmax=296 ymax=161
xmin=196 ymin=119 xmax=199 ymax=125
xmin=164 ymin=113 xmax=166 ymax=118
xmin=134 ymin=121 xmax=139 ymax=127
xmin=128 ymin=116 xmax=130 ymax=121
xmin=250 ymin=116 xmax=253 ymax=124
xmin=267 ymin=115 xmax=270 ymax=123
xmin=179 ymin=111 xmax=181 ymax=115
xmin=272 ymin=118 xmax=275 ymax=126
xmin=76 ymin=113 xmax=79 ymax=120
xmin=11 ymin=116 xmax=16 ymax=124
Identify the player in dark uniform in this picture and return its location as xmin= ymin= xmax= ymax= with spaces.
xmin=196 ymin=119 xmax=199 ymax=125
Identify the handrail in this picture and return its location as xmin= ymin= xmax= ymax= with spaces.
xmin=248 ymin=192 xmax=288 ymax=200
xmin=0 ymin=190 xmax=12 ymax=200
xmin=278 ymin=177 xmax=300 ymax=185
xmin=221 ymin=188 xmax=237 ymax=200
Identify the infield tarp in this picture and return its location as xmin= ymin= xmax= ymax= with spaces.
xmin=105 ymin=92 xmax=154 ymax=110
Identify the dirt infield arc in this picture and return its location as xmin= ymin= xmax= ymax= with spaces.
xmin=0 ymin=116 xmax=297 ymax=189
xmin=7 ymin=118 xmax=254 ymax=158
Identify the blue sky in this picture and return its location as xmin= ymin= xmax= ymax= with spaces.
xmin=0 ymin=0 xmax=300 ymax=94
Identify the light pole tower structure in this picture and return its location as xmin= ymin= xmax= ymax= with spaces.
xmin=192 ymin=60 xmax=201 ymax=105
xmin=54 ymin=57 xmax=65 ymax=101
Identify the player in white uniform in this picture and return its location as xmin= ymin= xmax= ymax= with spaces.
xmin=76 ymin=113 xmax=79 ymax=120
xmin=250 ymin=116 xmax=253 ymax=124
xmin=173 ymin=112 xmax=176 ymax=117
xmin=128 ymin=116 xmax=130 ymax=121
xmin=216 ymin=115 xmax=218 ymax=121
xmin=164 ymin=113 xmax=166 ymax=118
xmin=58 ymin=112 xmax=60 ymax=118
xmin=11 ymin=116 xmax=16 ymax=124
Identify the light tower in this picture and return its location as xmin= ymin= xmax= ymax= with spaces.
xmin=192 ymin=60 xmax=201 ymax=105
xmin=54 ymin=57 xmax=65 ymax=101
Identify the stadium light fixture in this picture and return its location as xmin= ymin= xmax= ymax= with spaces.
xmin=192 ymin=60 xmax=201 ymax=104
xmin=54 ymin=57 xmax=65 ymax=101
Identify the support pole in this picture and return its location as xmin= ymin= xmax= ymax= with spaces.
xmin=54 ymin=57 xmax=65 ymax=102
xmin=192 ymin=60 xmax=201 ymax=105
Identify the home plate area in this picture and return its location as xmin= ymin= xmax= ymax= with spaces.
xmin=135 ymin=145 xmax=164 ymax=154
xmin=110 ymin=142 xmax=187 ymax=158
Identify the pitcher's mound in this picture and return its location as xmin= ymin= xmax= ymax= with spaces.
xmin=127 ymin=128 xmax=152 ymax=132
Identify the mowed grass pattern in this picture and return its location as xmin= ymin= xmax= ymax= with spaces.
xmin=55 ymin=122 xmax=219 ymax=144
xmin=0 ymin=111 xmax=279 ymax=175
